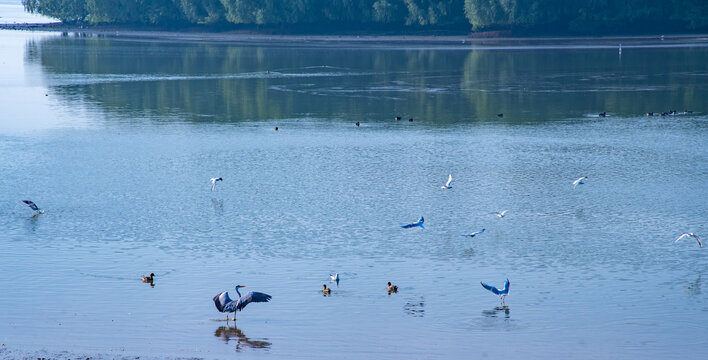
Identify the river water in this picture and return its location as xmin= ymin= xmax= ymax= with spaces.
xmin=0 ymin=30 xmax=707 ymax=359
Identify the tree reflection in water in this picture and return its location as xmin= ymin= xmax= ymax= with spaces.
xmin=214 ymin=324 xmax=271 ymax=351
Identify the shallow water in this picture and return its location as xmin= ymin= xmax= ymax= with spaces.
xmin=0 ymin=30 xmax=707 ymax=359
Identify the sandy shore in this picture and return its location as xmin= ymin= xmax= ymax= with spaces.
xmin=2 ymin=23 xmax=708 ymax=48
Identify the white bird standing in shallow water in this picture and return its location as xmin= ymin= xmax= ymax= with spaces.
xmin=22 ymin=200 xmax=44 ymax=214
xmin=210 ymin=177 xmax=223 ymax=191
xmin=573 ymin=176 xmax=587 ymax=189
xmin=491 ymin=210 xmax=508 ymax=218
xmin=441 ymin=174 xmax=452 ymax=189
xmin=675 ymin=233 xmax=702 ymax=248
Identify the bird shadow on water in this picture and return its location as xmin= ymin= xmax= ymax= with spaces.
xmin=403 ymin=296 xmax=425 ymax=317
xmin=686 ymin=274 xmax=701 ymax=296
xmin=211 ymin=198 xmax=224 ymax=214
xmin=214 ymin=323 xmax=271 ymax=352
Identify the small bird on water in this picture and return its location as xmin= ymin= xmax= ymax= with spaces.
xmin=330 ymin=273 xmax=340 ymax=282
xmin=387 ymin=282 xmax=398 ymax=293
xmin=481 ymin=279 xmax=510 ymax=305
xmin=22 ymin=200 xmax=44 ymax=214
xmin=675 ymin=233 xmax=702 ymax=248
xmin=213 ymin=285 xmax=272 ymax=321
xmin=210 ymin=177 xmax=223 ymax=191
xmin=355 ymin=122 xmax=360 ymax=127
xmin=322 ymin=284 xmax=331 ymax=294
xmin=401 ymin=216 xmax=424 ymax=229
xmin=497 ymin=113 xmax=504 ymax=118
xmin=141 ymin=273 xmax=155 ymax=283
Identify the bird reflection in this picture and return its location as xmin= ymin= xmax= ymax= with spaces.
xmin=482 ymin=306 xmax=510 ymax=319
xmin=403 ymin=296 xmax=425 ymax=317
xmin=686 ymin=274 xmax=702 ymax=296
xmin=211 ymin=198 xmax=224 ymax=213
xmin=214 ymin=324 xmax=271 ymax=351
xmin=24 ymin=215 xmax=40 ymax=232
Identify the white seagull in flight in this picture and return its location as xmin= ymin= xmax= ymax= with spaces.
xmin=573 ymin=176 xmax=587 ymax=189
xmin=401 ymin=217 xmax=425 ymax=229
xmin=675 ymin=233 xmax=702 ymax=248
xmin=210 ymin=177 xmax=223 ymax=191
xmin=461 ymin=229 xmax=485 ymax=237
xmin=491 ymin=210 xmax=508 ymax=218
xmin=441 ymin=174 xmax=452 ymax=189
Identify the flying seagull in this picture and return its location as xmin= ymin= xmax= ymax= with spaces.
xmin=210 ymin=177 xmax=223 ymax=191
xmin=441 ymin=174 xmax=452 ymax=189
xmin=213 ymin=285 xmax=272 ymax=321
xmin=675 ymin=233 xmax=702 ymax=248
xmin=401 ymin=216 xmax=424 ymax=229
xmin=461 ymin=229 xmax=485 ymax=237
xmin=573 ymin=176 xmax=587 ymax=189
xmin=22 ymin=200 xmax=44 ymax=214
xmin=481 ymin=279 xmax=510 ymax=305
xmin=491 ymin=210 xmax=508 ymax=218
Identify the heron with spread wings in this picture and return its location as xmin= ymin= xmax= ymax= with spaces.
xmin=213 ymin=285 xmax=272 ymax=321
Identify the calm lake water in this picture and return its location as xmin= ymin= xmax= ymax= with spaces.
xmin=1 ymin=29 xmax=707 ymax=359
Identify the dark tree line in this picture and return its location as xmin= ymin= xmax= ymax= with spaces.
xmin=22 ymin=0 xmax=708 ymax=33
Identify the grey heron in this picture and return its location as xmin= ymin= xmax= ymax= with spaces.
xmin=213 ymin=285 xmax=272 ymax=321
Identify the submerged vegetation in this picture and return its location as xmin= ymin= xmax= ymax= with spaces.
xmin=22 ymin=0 xmax=708 ymax=33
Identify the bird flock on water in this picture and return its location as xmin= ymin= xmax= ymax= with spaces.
xmin=19 ymin=161 xmax=702 ymax=320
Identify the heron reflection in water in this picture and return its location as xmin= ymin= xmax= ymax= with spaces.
xmin=214 ymin=324 xmax=271 ymax=351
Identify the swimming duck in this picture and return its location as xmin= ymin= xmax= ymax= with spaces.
xmin=322 ymin=284 xmax=331 ymax=294
xmin=387 ymin=282 xmax=398 ymax=293
xmin=355 ymin=122 xmax=360 ymax=127
xmin=142 ymin=273 xmax=155 ymax=283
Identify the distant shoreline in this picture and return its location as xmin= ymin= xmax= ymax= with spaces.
xmin=2 ymin=23 xmax=708 ymax=48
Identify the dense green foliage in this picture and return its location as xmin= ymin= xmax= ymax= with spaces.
xmin=22 ymin=0 xmax=708 ymax=32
